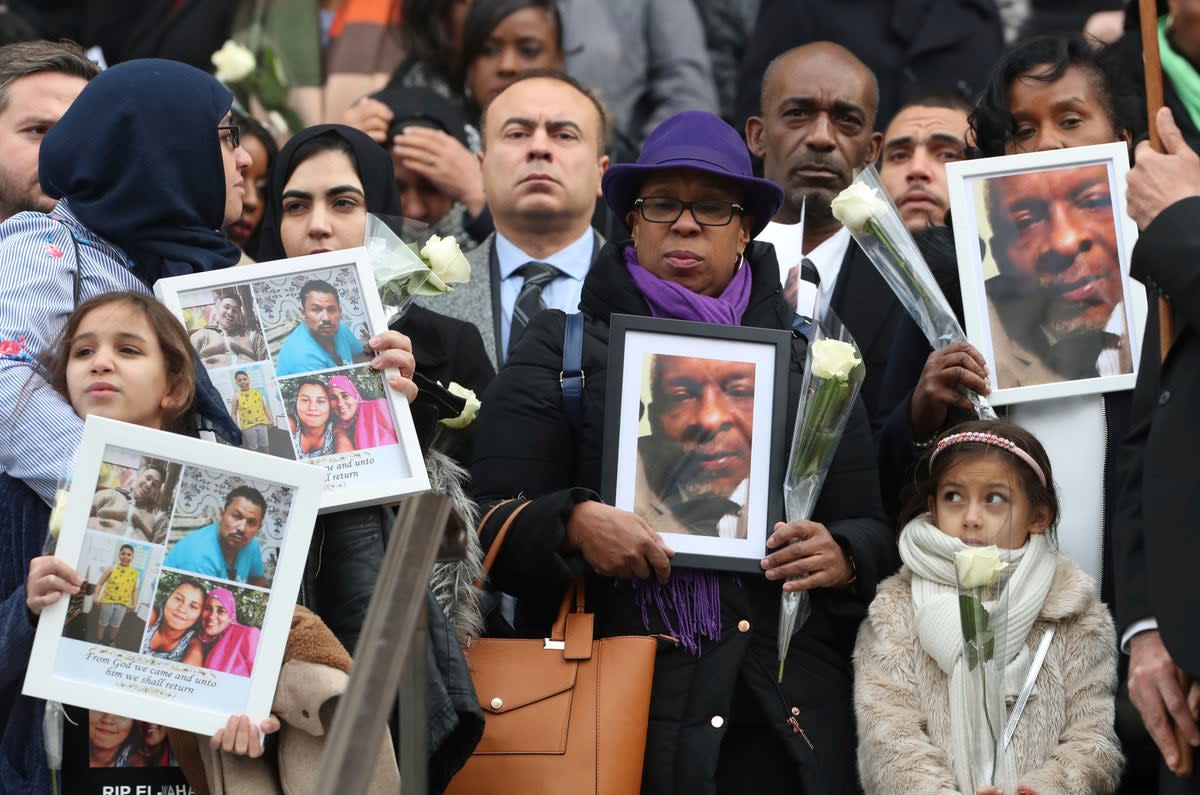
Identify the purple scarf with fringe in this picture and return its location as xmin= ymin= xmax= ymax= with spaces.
xmin=622 ymin=245 xmax=751 ymax=654
xmin=624 ymin=245 xmax=751 ymax=324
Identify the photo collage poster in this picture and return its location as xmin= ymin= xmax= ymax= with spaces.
xmin=24 ymin=417 xmax=324 ymax=738
xmin=155 ymin=249 xmax=430 ymax=512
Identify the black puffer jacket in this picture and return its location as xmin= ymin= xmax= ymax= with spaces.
xmin=470 ymin=239 xmax=898 ymax=794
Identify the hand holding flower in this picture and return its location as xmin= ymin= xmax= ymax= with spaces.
xmin=762 ymin=520 xmax=853 ymax=591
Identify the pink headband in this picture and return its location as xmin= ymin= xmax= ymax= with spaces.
xmin=929 ymin=431 xmax=1047 ymax=487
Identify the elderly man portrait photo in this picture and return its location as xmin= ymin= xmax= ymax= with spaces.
xmin=163 ymin=485 xmax=269 ymax=587
xmin=634 ymin=354 xmax=755 ymax=539
xmin=981 ymin=163 xmax=1133 ymax=389
xmin=274 ymin=279 xmax=371 ymax=377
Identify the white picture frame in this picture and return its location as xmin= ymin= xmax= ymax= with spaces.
xmin=154 ymin=247 xmax=430 ymax=511
xmin=23 ymin=416 xmax=325 ymax=737
xmin=946 ymin=142 xmax=1147 ymax=405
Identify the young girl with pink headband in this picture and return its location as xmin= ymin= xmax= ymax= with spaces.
xmin=853 ymin=420 xmax=1123 ymax=794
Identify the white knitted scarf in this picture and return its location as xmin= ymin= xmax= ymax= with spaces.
xmin=899 ymin=514 xmax=1056 ymax=792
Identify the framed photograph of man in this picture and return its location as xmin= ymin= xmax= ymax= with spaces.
xmin=602 ymin=315 xmax=790 ymax=573
xmin=23 ymin=416 xmax=324 ymax=736
xmin=154 ymin=247 xmax=430 ymax=510
xmin=946 ymin=141 xmax=1148 ymax=405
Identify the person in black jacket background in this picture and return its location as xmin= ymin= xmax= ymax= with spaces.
xmin=1117 ymin=105 xmax=1200 ymax=794
xmin=469 ymin=109 xmax=898 ymax=794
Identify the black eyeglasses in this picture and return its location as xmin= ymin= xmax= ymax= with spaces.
xmin=217 ymin=123 xmax=241 ymax=151
xmin=633 ymin=197 xmax=745 ymax=227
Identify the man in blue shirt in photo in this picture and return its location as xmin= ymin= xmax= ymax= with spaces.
xmin=274 ymin=279 xmax=371 ymax=376
xmin=164 ymin=485 xmax=268 ymax=587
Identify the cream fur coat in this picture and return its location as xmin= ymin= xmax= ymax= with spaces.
xmin=853 ymin=554 xmax=1123 ymax=795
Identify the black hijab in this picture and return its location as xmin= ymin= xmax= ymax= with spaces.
xmin=39 ymin=58 xmax=241 ymax=285
xmin=257 ymin=124 xmax=404 ymax=262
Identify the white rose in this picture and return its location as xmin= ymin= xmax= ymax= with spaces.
xmin=211 ymin=40 xmax=256 ymax=84
xmin=830 ymin=182 xmax=888 ymax=234
xmin=267 ymin=110 xmax=289 ymax=137
xmin=810 ymin=339 xmax=861 ymax=381
xmin=955 ymin=545 xmax=1008 ymax=589
xmin=440 ymin=382 xmax=481 ymax=429
xmin=48 ymin=488 xmax=70 ymax=539
xmin=419 ymin=234 xmax=471 ymax=290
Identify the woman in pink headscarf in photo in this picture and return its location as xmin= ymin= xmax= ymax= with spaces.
xmin=183 ymin=587 xmax=260 ymax=678
xmin=327 ymin=374 xmax=398 ymax=451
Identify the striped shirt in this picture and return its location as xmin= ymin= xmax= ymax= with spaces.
xmin=0 ymin=200 xmax=145 ymax=503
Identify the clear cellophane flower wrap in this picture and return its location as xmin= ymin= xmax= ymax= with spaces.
xmin=777 ymin=311 xmax=865 ymax=681
xmin=365 ymin=214 xmax=470 ymax=321
xmin=955 ymin=543 xmax=1016 ymax=793
xmin=831 ymin=167 xmax=996 ymax=421
xmin=42 ymin=479 xmax=71 ymax=789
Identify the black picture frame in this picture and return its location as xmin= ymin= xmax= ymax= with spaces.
xmin=602 ymin=314 xmax=791 ymax=573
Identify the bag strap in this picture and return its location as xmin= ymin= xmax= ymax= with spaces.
xmin=560 ymin=311 xmax=585 ymax=438
xmin=475 ymin=499 xmax=533 ymax=581
xmin=548 ymin=577 xmax=588 ymax=643
xmin=52 ymin=218 xmax=83 ymax=307
xmin=1003 ymin=625 xmax=1055 ymax=750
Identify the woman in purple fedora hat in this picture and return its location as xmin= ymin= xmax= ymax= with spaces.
xmin=466 ymin=110 xmax=896 ymax=793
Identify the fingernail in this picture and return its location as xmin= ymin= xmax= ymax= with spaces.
xmin=764 ymin=569 xmax=777 ymax=580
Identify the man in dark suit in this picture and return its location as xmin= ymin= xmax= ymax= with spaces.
xmin=732 ymin=0 xmax=1002 ymax=136
xmin=417 ymin=69 xmax=608 ymax=366
xmin=745 ymin=42 xmax=906 ymax=429
xmin=1118 ymin=105 xmax=1200 ymax=793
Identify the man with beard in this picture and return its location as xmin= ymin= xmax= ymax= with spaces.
xmin=164 ymin=485 xmax=268 ymax=587
xmin=0 ymin=40 xmax=98 ymax=223
xmin=417 ymin=70 xmax=609 ymax=366
xmin=984 ymin=164 xmax=1132 ymax=387
xmin=877 ymin=95 xmax=971 ymax=232
xmin=745 ymin=42 xmax=908 ymax=427
xmin=275 ymin=279 xmax=372 ymax=377
xmin=635 ymin=355 xmax=754 ymax=538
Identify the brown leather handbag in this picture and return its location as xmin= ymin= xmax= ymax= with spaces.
xmin=443 ymin=501 xmax=658 ymax=795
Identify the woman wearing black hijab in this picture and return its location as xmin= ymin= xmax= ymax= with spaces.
xmin=258 ymin=125 xmax=490 ymax=787
xmin=257 ymin=124 xmax=494 ymax=411
xmin=258 ymin=123 xmax=492 ymax=635
xmin=0 ymin=58 xmax=262 ymax=790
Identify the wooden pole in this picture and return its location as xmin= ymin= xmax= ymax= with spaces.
xmin=1139 ymin=0 xmax=1192 ymax=777
xmin=1140 ymin=0 xmax=1176 ymax=360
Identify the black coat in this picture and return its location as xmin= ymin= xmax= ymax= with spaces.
xmin=830 ymin=241 xmax=910 ymax=434
xmin=470 ymin=239 xmax=897 ymax=794
xmin=1114 ymin=196 xmax=1200 ymax=678
xmin=1101 ymin=26 xmax=1200 ymax=154
xmin=394 ymin=303 xmax=496 ymax=461
xmin=733 ymin=0 xmax=1003 ymax=134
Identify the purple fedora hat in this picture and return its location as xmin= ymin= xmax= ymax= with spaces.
xmin=602 ymin=110 xmax=783 ymax=238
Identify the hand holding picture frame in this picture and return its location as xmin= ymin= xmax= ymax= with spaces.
xmin=945 ymin=142 xmax=1148 ymax=405
xmin=154 ymin=247 xmax=430 ymax=512
xmin=23 ymin=416 xmax=325 ymax=737
xmin=601 ymin=315 xmax=790 ymax=573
